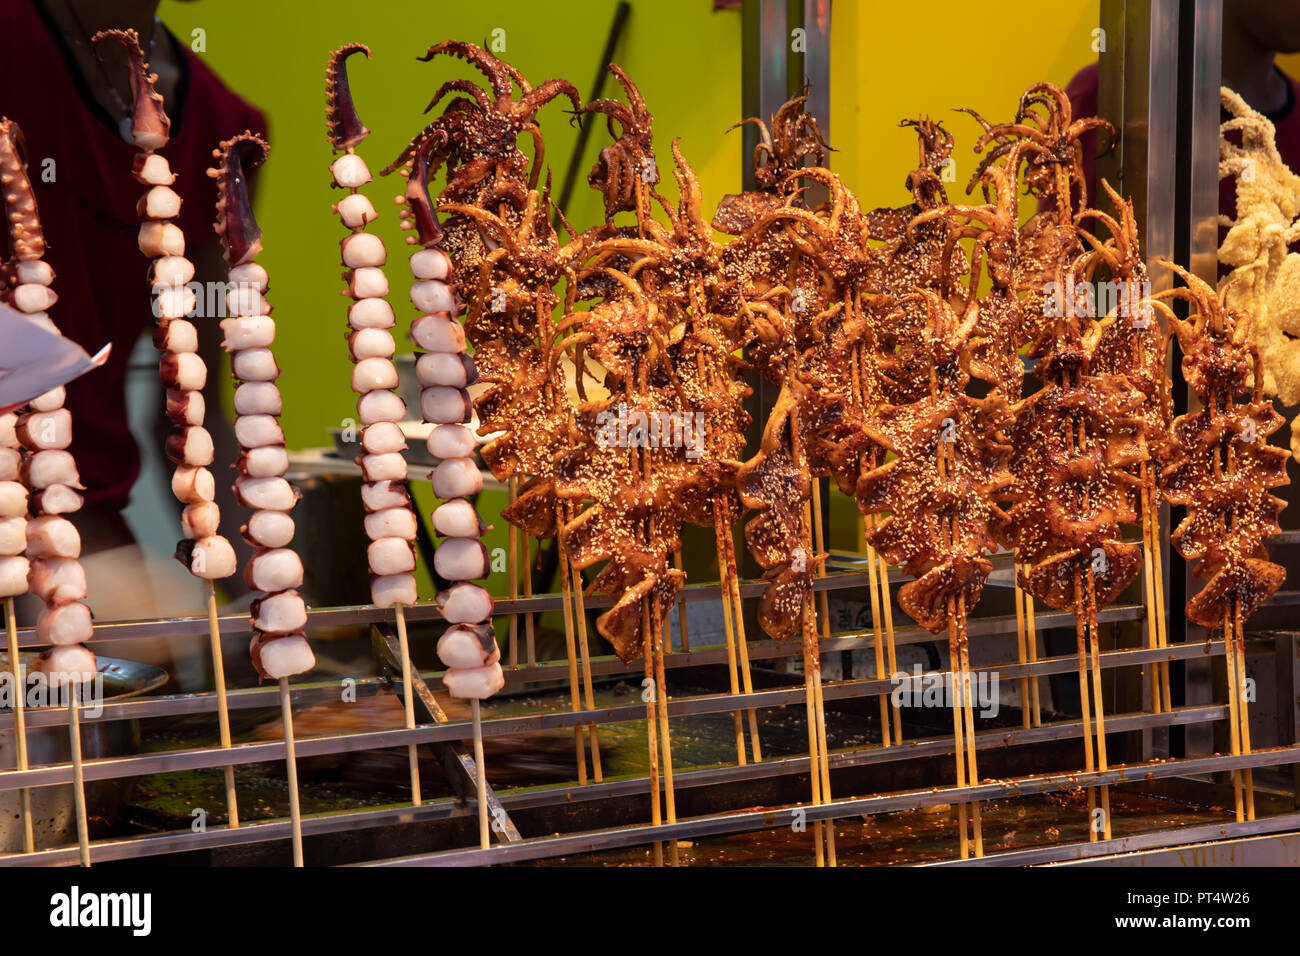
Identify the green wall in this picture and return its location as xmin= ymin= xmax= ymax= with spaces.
xmin=158 ymin=0 xmax=743 ymax=450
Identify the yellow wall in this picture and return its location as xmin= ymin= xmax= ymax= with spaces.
xmin=155 ymin=0 xmax=1100 ymax=560
xmin=157 ymin=0 xmax=743 ymax=450
xmin=830 ymin=0 xmax=1099 ymax=210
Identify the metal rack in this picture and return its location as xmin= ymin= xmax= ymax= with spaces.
xmin=4 ymin=0 xmax=1299 ymax=867
xmin=2 ymin=555 xmax=1298 ymax=865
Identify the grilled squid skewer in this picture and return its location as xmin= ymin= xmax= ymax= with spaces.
xmin=326 ymin=44 xmax=425 ymax=809
xmin=92 ymin=30 xmax=237 ymax=586
xmin=209 ymin=131 xmax=314 ymax=681
xmin=209 ymin=129 xmax=311 ymax=866
xmin=2 ymin=115 xmax=94 ymax=863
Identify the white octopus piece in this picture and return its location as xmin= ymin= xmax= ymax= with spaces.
xmin=28 ymin=557 xmax=87 ymax=605
xmin=35 ymin=644 xmax=98 ymax=687
xmin=370 ymin=572 xmax=417 ymax=608
xmin=245 ymin=548 xmax=304 ymax=593
xmin=242 ymin=509 xmax=296 ymax=549
xmin=0 ymin=555 xmax=29 ymax=597
xmin=250 ymin=632 xmax=316 ymax=680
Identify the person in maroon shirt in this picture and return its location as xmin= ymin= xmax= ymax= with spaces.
xmin=1 ymin=1 xmax=265 ymax=585
xmin=1065 ymin=1 xmax=1300 ymax=218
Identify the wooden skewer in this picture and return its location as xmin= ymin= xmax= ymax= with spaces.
xmin=652 ymin=600 xmax=679 ymax=865
xmin=4 ymin=597 xmax=34 ymax=852
xmin=1012 ymin=559 xmax=1031 ymax=729
xmin=67 ymin=681 xmax=90 ymax=866
xmin=522 ymin=531 xmax=536 ymax=666
xmin=863 ymin=517 xmax=893 ymax=746
xmin=470 ymin=698 xmax=490 ymax=850
xmin=278 ymin=677 xmax=304 ymax=867
xmin=393 ymin=605 xmax=422 ymax=805
xmin=1072 ymin=570 xmax=1099 ymax=840
xmin=1023 ymin=568 xmax=1042 ymax=726
xmin=1085 ymin=574 xmax=1112 ymax=841
xmin=1232 ymin=604 xmax=1255 ymax=820
xmin=802 ymin=603 xmax=826 ymax=868
xmin=507 ymin=477 xmax=519 ymax=668
xmin=206 ymin=582 xmax=239 ymax=827
xmin=810 ymin=630 xmax=836 ymax=867
xmin=714 ymin=510 xmax=747 ymax=764
xmin=811 ymin=478 xmax=833 ymax=646
xmin=1150 ymin=492 xmax=1172 ymax=712
xmin=723 ymin=521 xmax=762 ymax=762
xmin=642 ymin=600 xmax=663 ymax=867
xmin=946 ymin=600 xmax=969 ymax=859
xmin=1222 ymin=605 xmax=1245 ymax=821
xmin=554 ymin=522 xmax=589 ymax=785
xmin=853 ymin=344 xmax=894 ymax=746
xmin=956 ymin=597 xmax=983 ymax=856
xmin=673 ymin=548 xmax=690 ymax=652
xmin=1139 ymin=477 xmax=1163 ymax=713
xmin=568 ymin=555 xmax=603 ymax=782
xmin=791 ymin=418 xmax=833 ymax=866
xmin=801 ymin=496 xmax=836 ymax=866
xmin=877 ymin=546 xmax=901 ymax=745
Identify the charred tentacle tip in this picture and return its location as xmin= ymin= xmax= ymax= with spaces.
xmin=387 ymin=129 xmax=447 ymax=248
xmin=326 ymin=43 xmax=371 ymax=151
xmin=208 ymin=131 xmax=269 ymax=266
xmin=90 ymin=27 xmax=171 ymax=150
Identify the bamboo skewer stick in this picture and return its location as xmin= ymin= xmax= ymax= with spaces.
xmin=1012 ymin=559 xmax=1032 ymax=729
xmin=4 ymin=598 xmax=34 ymax=853
xmin=714 ymin=510 xmax=748 ymax=764
xmin=946 ymin=601 xmax=969 ymax=860
xmin=1150 ymin=493 xmax=1172 ymax=712
xmin=811 ymin=635 xmax=836 ymax=867
xmin=956 ymin=596 xmax=983 ymax=857
xmin=1023 ymin=568 xmax=1042 ymax=726
xmin=853 ymin=339 xmax=894 ymax=745
xmin=1072 ymin=570 xmax=1100 ymax=839
xmin=67 ymin=683 xmax=90 ymax=866
xmin=1139 ymin=477 xmax=1163 ymax=713
xmin=811 ymin=478 xmax=833 ymax=646
xmin=673 ymin=549 xmax=690 ymax=652
xmin=554 ymin=522 xmax=589 ymax=785
xmin=652 ymin=600 xmax=679 ymax=866
xmin=507 ymin=478 xmax=519 ymax=668
xmin=1233 ymin=605 xmax=1255 ymax=820
xmin=1085 ymin=573 xmax=1112 ymax=841
xmin=723 ymin=521 xmax=762 ymax=762
xmin=1223 ymin=604 xmax=1245 ymax=821
xmin=877 ymin=547 xmax=901 ymax=745
xmin=470 ymin=698 xmax=490 ymax=850
xmin=1012 ymin=579 xmax=1032 ymax=726
xmin=278 ymin=678 xmax=304 ymax=867
xmin=790 ymin=418 xmax=829 ymax=866
xmin=206 ymin=582 xmax=239 ymax=827
xmin=568 ymin=555 xmax=603 ymax=782
xmin=393 ymin=605 xmax=422 ymax=805
xmin=804 ymin=488 xmax=837 ymax=865
xmin=522 ymin=533 xmax=536 ymax=666
xmin=864 ymin=516 xmax=893 ymax=745
xmin=642 ymin=599 xmax=663 ymax=867
xmin=802 ymin=600 xmax=827 ymax=868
